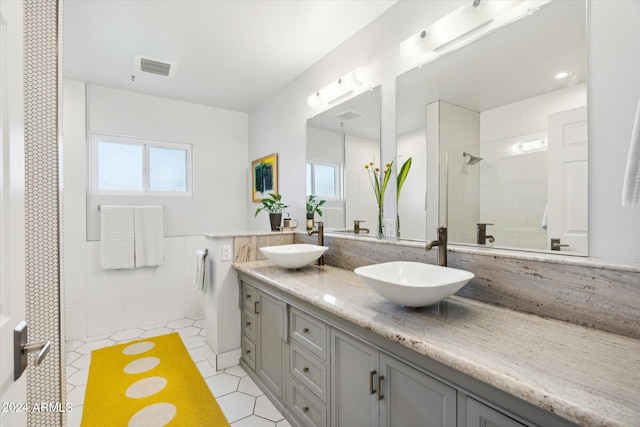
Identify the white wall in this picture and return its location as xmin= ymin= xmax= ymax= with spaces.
xmin=248 ymin=1 xmax=640 ymax=264
xmin=345 ymin=134 xmax=379 ymax=232
xmin=63 ymin=80 xmax=250 ymax=339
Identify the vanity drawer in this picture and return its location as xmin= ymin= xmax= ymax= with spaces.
xmin=241 ymin=309 xmax=256 ymax=342
xmin=242 ymin=283 xmax=258 ymax=311
xmin=290 ymin=307 xmax=328 ymax=360
xmin=241 ymin=335 xmax=256 ymax=372
xmin=288 ymin=377 xmax=328 ymax=427
xmin=290 ymin=343 xmax=328 ymax=403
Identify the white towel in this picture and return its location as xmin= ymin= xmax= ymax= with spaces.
xmin=134 ymin=206 xmax=164 ymax=267
xmin=100 ymin=206 xmax=135 ymax=269
xmin=194 ymin=250 xmax=207 ymax=295
xmin=622 ymin=99 xmax=640 ymax=206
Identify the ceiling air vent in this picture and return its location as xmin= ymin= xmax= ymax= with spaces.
xmin=133 ymin=54 xmax=178 ymax=78
xmin=335 ymin=109 xmax=364 ymax=121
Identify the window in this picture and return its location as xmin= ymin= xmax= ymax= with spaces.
xmin=306 ymin=161 xmax=342 ymax=200
xmin=91 ymin=134 xmax=192 ymax=195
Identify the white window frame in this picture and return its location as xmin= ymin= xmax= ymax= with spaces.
xmin=306 ymin=159 xmax=343 ymax=202
xmin=89 ymin=133 xmax=193 ymax=196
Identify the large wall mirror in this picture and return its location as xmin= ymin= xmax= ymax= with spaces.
xmin=396 ymin=0 xmax=587 ymax=255
xmin=306 ymin=86 xmax=381 ymax=234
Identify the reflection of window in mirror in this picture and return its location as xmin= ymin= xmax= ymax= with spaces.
xmin=307 ymin=161 xmax=341 ymax=200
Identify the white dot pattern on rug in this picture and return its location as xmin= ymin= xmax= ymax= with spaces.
xmin=125 ymin=377 xmax=168 ymax=399
xmin=124 ymin=357 xmax=160 ymax=374
xmin=123 ymin=341 xmax=156 ymax=355
xmin=128 ymin=402 xmax=177 ymax=427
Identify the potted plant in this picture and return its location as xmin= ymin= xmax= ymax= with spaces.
xmin=306 ymin=195 xmax=326 ymax=230
xmin=255 ymin=193 xmax=288 ymax=231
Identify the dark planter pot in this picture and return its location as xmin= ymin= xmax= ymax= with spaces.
xmin=269 ymin=213 xmax=282 ymax=231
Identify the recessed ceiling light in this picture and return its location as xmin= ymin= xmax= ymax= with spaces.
xmin=555 ymin=71 xmax=569 ymax=79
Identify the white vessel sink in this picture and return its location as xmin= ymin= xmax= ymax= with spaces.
xmin=260 ymin=244 xmax=328 ymax=269
xmin=354 ymin=261 xmax=474 ymax=307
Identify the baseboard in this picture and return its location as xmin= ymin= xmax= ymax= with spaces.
xmin=204 ymin=343 xmax=241 ymax=370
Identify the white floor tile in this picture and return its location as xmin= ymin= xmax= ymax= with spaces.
xmin=188 ymin=346 xmax=207 ymax=363
xmin=75 ymin=339 xmax=115 ymax=355
xmin=205 ymin=373 xmax=240 ymax=397
xmin=66 ymin=340 xmax=84 ymax=352
xmin=66 ymin=351 xmax=81 ymax=365
xmin=165 ymin=318 xmax=194 ymax=329
xmin=216 ymin=392 xmax=256 ymax=423
xmin=193 ymin=318 xmax=206 ymax=328
xmin=276 ymin=419 xmax=292 ymax=427
xmin=67 ymin=404 xmax=83 ymax=427
xmin=67 ymin=385 xmax=86 ymax=408
xmin=196 ymin=360 xmax=218 ymax=379
xmin=67 ymin=368 xmax=89 ymax=387
xmin=225 ymin=365 xmax=248 ymax=378
xmin=140 ymin=327 xmax=173 ymax=339
xmin=254 ymin=395 xmax=284 ymax=422
xmin=109 ymin=328 xmax=144 ymax=342
xmin=66 ymin=366 xmax=78 ymax=380
xmin=79 ymin=332 xmax=113 ymax=342
xmin=237 ymin=376 xmax=263 ymax=397
xmin=182 ymin=335 xmax=206 ymax=349
xmin=70 ymin=354 xmax=91 ymax=370
xmin=232 ymin=415 xmax=276 ymax=427
xmin=175 ymin=326 xmax=201 ymax=339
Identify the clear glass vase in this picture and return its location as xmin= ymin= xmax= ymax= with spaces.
xmin=377 ymin=204 xmax=384 ymax=239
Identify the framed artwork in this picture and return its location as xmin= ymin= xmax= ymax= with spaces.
xmin=251 ymin=153 xmax=278 ymax=202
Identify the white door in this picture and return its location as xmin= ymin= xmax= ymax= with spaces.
xmin=0 ymin=1 xmax=27 ymax=426
xmin=547 ymin=106 xmax=588 ymax=254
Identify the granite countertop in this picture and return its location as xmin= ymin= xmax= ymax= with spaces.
xmin=233 ymin=260 xmax=640 ymax=427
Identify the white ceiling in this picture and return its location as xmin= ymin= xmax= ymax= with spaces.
xmin=63 ymin=0 xmax=397 ymax=113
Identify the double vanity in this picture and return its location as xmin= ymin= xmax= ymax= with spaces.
xmin=211 ymin=232 xmax=640 ymax=427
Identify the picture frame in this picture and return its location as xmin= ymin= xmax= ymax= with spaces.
xmin=251 ymin=153 xmax=278 ymax=202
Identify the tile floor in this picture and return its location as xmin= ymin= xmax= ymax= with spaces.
xmin=66 ymin=317 xmax=291 ymax=427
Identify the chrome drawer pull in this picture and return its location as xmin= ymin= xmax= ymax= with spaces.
xmin=246 ymin=350 xmax=251 ymax=355
xmin=369 ymin=370 xmax=377 ymax=394
xmin=254 ymin=301 xmax=259 ymax=314
xmin=302 ymin=328 xmax=309 ymax=333
xmin=246 ymin=321 xmax=252 ymax=326
xmin=302 ymin=367 xmax=309 ymax=373
xmin=302 ymin=406 xmax=309 ymax=413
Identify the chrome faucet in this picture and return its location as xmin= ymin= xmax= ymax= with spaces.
xmin=353 ymin=220 xmax=369 ymax=234
xmin=425 ymin=226 xmax=447 ymax=267
xmin=308 ymin=221 xmax=325 ymax=266
xmin=476 ymin=223 xmax=495 ymax=245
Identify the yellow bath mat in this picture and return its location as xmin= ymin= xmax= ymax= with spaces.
xmin=82 ymin=332 xmax=229 ymax=426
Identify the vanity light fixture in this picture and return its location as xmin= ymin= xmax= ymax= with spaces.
xmin=516 ymin=139 xmax=547 ymax=153
xmin=399 ymin=0 xmax=531 ymax=63
xmin=307 ymin=68 xmax=366 ymax=108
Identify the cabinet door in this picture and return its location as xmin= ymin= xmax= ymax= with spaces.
xmin=379 ymin=353 xmax=456 ymax=427
xmin=256 ymin=290 xmax=284 ymax=399
xmin=466 ymin=398 xmax=526 ymax=427
xmin=331 ymin=329 xmax=379 ymax=427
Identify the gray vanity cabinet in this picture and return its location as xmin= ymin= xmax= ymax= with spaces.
xmin=241 ymin=282 xmax=285 ymax=401
xmin=465 ymin=398 xmax=526 ymax=427
xmin=331 ymin=329 xmax=457 ymax=427
xmin=331 ymin=329 xmax=379 ymax=427
xmin=379 ymin=353 xmax=457 ymax=427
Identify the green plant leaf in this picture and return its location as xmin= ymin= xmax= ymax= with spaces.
xmin=397 ymin=157 xmax=412 ymax=203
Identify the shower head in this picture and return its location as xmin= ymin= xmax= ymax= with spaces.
xmin=463 ymin=152 xmax=483 ymax=165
